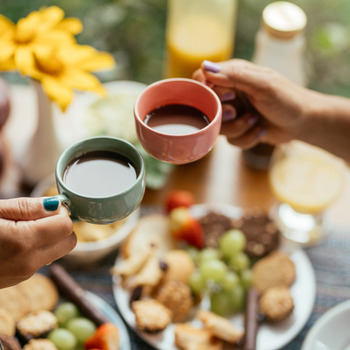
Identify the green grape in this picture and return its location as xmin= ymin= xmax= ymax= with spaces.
xmin=221 ymin=271 xmax=240 ymax=291
xmin=54 ymin=302 xmax=80 ymax=326
xmin=228 ymin=285 xmax=246 ymax=313
xmin=219 ymin=229 xmax=246 ymax=259
xmin=66 ymin=317 xmax=96 ymax=344
xmin=200 ymin=259 xmax=227 ymax=283
xmin=188 ymin=270 xmax=206 ymax=294
xmin=210 ymin=290 xmax=232 ymax=317
xmin=240 ymin=269 xmax=253 ymax=290
xmin=230 ymin=252 xmax=250 ymax=272
xmin=48 ymin=328 xmax=77 ymax=350
xmin=198 ymin=248 xmax=221 ymax=267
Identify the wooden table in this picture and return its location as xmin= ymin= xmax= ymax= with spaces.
xmin=143 ymin=135 xmax=350 ymax=232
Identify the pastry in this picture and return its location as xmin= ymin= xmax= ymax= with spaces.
xmin=23 ymin=339 xmax=58 ymax=350
xmin=155 ymin=280 xmax=193 ymax=322
xmin=0 ymin=309 xmax=15 ymax=336
xmin=259 ymin=286 xmax=294 ymax=322
xmin=17 ymin=274 xmax=59 ymax=313
xmin=162 ymin=250 xmax=195 ymax=284
xmin=252 ymin=251 xmax=296 ymax=294
xmin=16 ymin=310 xmax=57 ymax=342
xmin=174 ymin=323 xmax=223 ymax=350
xmin=197 ymin=310 xmax=243 ymax=344
xmin=132 ymin=299 xmax=172 ymax=333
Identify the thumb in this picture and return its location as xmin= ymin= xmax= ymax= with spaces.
xmin=201 ymin=59 xmax=273 ymax=96
xmin=0 ymin=197 xmax=62 ymax=221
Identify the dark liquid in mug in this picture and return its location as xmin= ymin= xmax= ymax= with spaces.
xmin=63 ymin=150 xmax=138 ymax=198
xmin=144 ymin=104 xmax=210 ymax=135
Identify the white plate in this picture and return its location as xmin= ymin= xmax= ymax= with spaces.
xmin=301 ymin=300 xmax=350 ymax=350
xmin=85 ymin=291 xmax=131 ymax=350
xmin=112 ymin=204 xmax=316 ymax=350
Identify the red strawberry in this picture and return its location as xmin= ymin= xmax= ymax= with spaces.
xmin=169 ymin=207 xmax=204 ymax=248
xmin=165 ymin=190 xmax=195 ymax=213
xmin=85 ymin=323 xmax=119 ymax=350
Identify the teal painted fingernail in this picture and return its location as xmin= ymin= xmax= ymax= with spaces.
xmin=43 ymin=197 xmax=60 ymax=211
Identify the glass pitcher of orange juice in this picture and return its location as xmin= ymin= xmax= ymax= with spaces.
xmin=164 ymin=0 xmax=237 ymax=79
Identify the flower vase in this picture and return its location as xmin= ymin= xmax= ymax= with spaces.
xmin=20 ymin=79 xmax=63 ymax=187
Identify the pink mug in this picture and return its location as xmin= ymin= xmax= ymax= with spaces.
xmin=134 ymin=78 xmax=222 ymax=164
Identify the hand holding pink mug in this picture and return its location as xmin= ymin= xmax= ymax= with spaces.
xmin=134 ymin=78 xmax=222 ymax=164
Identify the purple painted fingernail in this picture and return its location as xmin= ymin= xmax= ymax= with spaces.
xmin=258 ymin=129 xmax=267 ymax=138
xmin=248 ymin=115 xmax=258 ymax=126
xmin=222 ymin=109 xmax=236 ymax=122
xmin=220 ymin=91 xmax=236 ymax=102
xmin=203 ymin=60 xmax=221 ymax=73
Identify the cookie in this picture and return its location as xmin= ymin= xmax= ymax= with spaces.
xmin=232 ymin=208 xmax=280 ymax=258
xmin=252 ymin=251 xmax=296 ymax=294
xmin=162 ymin=250 xmax=195 ymax=284
xmin=259 ymin=286 xmax=294 ymax=322
xmin=197 ymin=310 xmax=243 ymax=344
xmin=174 ymin=323 xmax=223 ymax=350
xmin=0 ymin=334 xmax=21 ymax=350
xmin=0 ymin=309 xmax=15 ymax=336
xmin=17 ymin=274 xmax=59 ymax=313
xmin=155 ymin=280 xmax=193 ymax=322
xmin=198 ymin=211 xmax=234 ymax=248
xmin=16 ymin=310 xmax=58 ymax=340
xmin=0 ymin=286 xmax=30 ymax=321
xmin=23 ymin=339 xmax=58 ymax=350
xmin=132 ymin=299 xmax=172 ymax=333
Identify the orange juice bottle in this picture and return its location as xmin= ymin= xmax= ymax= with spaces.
xmin=164 ymin=0 xmax=237 ymax=78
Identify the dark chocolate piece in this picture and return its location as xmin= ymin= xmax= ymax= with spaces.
xmin=243 ymin=288 xmax=259 ymax=350
xmin=49 ymin=264 xmax=109 ymax=326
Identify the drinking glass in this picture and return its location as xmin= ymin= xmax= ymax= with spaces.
xmin=163 ymin=0 xmax=237 ymax=78
xmin=268 ymin=141 xmax=346 ymax=245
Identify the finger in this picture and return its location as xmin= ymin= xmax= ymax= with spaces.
xmin=0 ymin=197 xmax=62 ymax=221
xmin=201 ymin=59 xmax=274 ymax=95
xmin=38 ymin=232 xmax=77 ymax=265
xmin=221 ymin=112 xmax=260 ymax=138
xmin=10 ymin=207 xmax=74 ymax=247
xmin=226 ymin=126 xmax=266 ymax=149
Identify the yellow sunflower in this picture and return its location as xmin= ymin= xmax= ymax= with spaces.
xmin=26 ymin=44 xmax=115 ymax=112
xmin=0 ymin=6 xmax=82 ymax=73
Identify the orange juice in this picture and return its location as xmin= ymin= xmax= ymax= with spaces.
xmin=269 ymin=142 xmax=346 ymax=214
xmin=164 ymin=15 xmax=234 ymax=78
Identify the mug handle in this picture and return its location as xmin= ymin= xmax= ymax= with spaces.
xmin=55 ymin=194 xmax=80 ymax=223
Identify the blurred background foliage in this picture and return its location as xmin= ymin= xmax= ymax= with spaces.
xmin=1 ymin=0 xmax=349 ymax=96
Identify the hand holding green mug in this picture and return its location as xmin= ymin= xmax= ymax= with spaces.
xmin=54 ymin=136 xmax=145 ymax=224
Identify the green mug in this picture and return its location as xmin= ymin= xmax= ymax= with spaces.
xmin=55 ymin=136 xmax=145 ymax=224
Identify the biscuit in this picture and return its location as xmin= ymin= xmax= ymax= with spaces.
xmin=162 ymin=250 xmax=195 ymax=284
xmin=174 ymin=323 xmax=223 ymax=350
xmin=0 ymin=286 xmax=30 ymax=321
xmin=259 ymin=286 xmax=294 ymax=322
xmin=197 ymin=310 xmax=243 ymax=344
xmin=232 ymin=208 xmax=280 ymax=258
xmin=23 ymin=339 xmax=58 ymax=350
xmin=17 ymin=274 xmax=59 ymax=312
xmin=132 ymin=299 xmax=172 ymax=333
xmin=155 ymin=280 xmax=193 ymax=322
xmin=122 ymin=214 xmax=175 ymax=259
xmin=0 ymin=309 xmax=15 ymax=336
xmin=16 ymin=310 xmax=58 ymax=339
xmin=252 ymin=252 xmax=296 ymax=294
